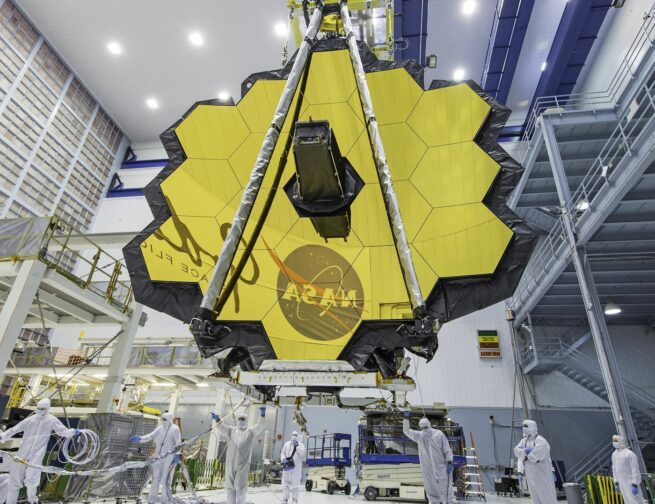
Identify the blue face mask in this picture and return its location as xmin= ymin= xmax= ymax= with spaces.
xmin=613 ymin=442 xmax=620 ymax=449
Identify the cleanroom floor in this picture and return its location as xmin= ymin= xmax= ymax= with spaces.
xmin=180 ymin=485 xmax=546 ymax=503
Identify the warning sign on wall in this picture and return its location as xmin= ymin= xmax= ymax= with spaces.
xmin=478 ymin=330 xmax=501 ymax=358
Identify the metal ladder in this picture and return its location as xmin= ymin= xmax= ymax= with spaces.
xmin=463 ymin=432 xmax=486 ymax=501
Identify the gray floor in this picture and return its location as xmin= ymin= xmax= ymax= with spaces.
xmin=190 ymin=485 xmax=540 ymax=503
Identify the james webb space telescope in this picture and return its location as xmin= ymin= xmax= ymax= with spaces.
xmin=123 ymin=0 xmax=536 ymax=404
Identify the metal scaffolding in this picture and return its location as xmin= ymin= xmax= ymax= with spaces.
xmin=506 ymin=9 xmax=655 ymax=477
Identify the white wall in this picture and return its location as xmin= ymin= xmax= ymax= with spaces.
xmin=602 ymin=325 xmax=655 ymax=394
xmin=50 ymin=145 xmax=186 ymax=349
xmin=575 ymin=0 xmax=653 ymax=96
xmin=131 ymin=140 xmax=168 ymax=160
xmin=408 ymin=303 xmax=520 ymax=409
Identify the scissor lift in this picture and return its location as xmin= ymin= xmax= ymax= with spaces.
xmin=357 ymin=408 xmax=466 ymax=502
xmin=305 ymin=433 xmax=352 ymax=495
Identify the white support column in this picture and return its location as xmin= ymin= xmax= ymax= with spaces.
xmin=0 ymin=260 xmax=47 ymax=379
xmin=116 ymin=378 xmax=135 ymax=414
xmin=207 ymin=391 xmax=227 ymax=460
xmin=96 ymin=303 xmax=143 ymax=412
xmin=168 ymin=385 xmax=182 ymax=415
xmin=541 ymin=116 xmax=646 ymax=472
xmin=19 ymin=374 xmax=42 ymax=407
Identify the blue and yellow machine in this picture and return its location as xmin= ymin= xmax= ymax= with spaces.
xmin=305 ymin=433 xmax=352 ymax=495
xmin=356 ymin=408 xmax=465 ymax=501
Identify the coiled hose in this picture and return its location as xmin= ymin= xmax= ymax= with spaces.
xmin=60 ymin=429 xmax=100 ymax=465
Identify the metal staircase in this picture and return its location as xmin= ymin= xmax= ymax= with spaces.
xmin=565 ymin=437 xmax=615 ymax=483
xmin=558 ymin=349 xmax=655 ymax=441
xmin=507 ymin=4 xmax=655 ymax=483
xmin=510 ymin=9 xmax=655 ymax=325
xmin=520 ymin=332 xmax=655 ymax=480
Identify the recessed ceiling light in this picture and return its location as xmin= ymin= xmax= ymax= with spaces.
xmin=196 ymin=383 xmax=209 ymax=388
xmin=576 ymin=200 xmax=589 ymax=211
xmin=462 ymin=0 xmax=477 ymax=16
xmin=518 ymin=99 xmax=530 ymax=108
xmin=106 ymin=41 xmax=122 ymax=55
xmin=274 ymin=22 xmax=289 ymax=37
xmin=541 ymin=61 xmax=548 ymax=71
xmin=604 ymin=302 xmax=621 ymax=315
xmin=152 ymin=382 xmax=177 ymax=387
xmin=146 ymin=98 xmax=159 ymax=109
xmin=189 ymin=32 xmax=204 ymax=47
xmin=453 ymin=68 xmax=465 ymax=81
xmin=92 ymin=373 xmax=107 ymax=379
xmin=217 ymin=91 xmax=230 ymax=101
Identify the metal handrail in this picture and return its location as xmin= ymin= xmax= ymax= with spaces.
xmin=564 ymin=348 xmax=655 ymax=414
xmin=525 ymin=336 xmax=655 ymax=414
xmin=565 ymin=436 xmax=614 ymax=482
xmin=512 ymin=217 xmax=570 ymax=308
xmin=512 ymin=64 xmax=655 ymax=312
xmin=568 ymin=76 xmax=655 ymax=218
xmin=516 ymin=4 xmax=655 ymax=164
xmin=11 ymin=345 xmax=213 ymax=369
xmin=523 ymin=336 xmax=655 ymax=414
xmin=0 ymin=215 xmax=134 ymax=313
xmin=39 ymin=216 xmax=134 ymax=312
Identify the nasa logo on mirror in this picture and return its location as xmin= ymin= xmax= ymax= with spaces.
xmin=276 ymin=245 xmax=364 ymax=340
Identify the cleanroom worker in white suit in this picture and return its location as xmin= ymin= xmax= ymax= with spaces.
xmin=129 ymin=411 xmax=181 ymax=504
xmin=0 ymin=398 xmax=80 ymax=504
xmin=402 ymin=411 xmax=454 ymax=504
xmin=210 ymin=407 xmax=266 ymax=504
xmin=514 ymin=420 xmax=557 ymax=504
xmin=611 ymin=434 xmax=643 ymax=503
xmin=281 ymin=431 xmax=306 ymax=504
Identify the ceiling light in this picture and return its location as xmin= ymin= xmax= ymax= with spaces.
xmin=152 ymin=382 xmax=176 ymax=387
xmin=604 ymin=302 xmax=622 ymax=315
xmin=196 ymin=383 xmax=209 ymax=388
xmin=462 ymin=0 xmax=477 ymax=15
xmin=92 ymin=373 xmax=107 ymax=379
xmin=541 ymin=61 xmax=548 ymax=71
xmin=217 ymin=91 xmax=230 ymax=101
xmin=146 ymin=98 xmax=159 ymax=110
xmin=188 ymin=32 xmax=204 ymax=47
xmin=576 ymin=200 xmax=589 ymax=211
xmin=453 ymin=68 xmax=465 ymax=81
xmin=106 ymin=42 xmax=122 ymax=55
xmin=274 ymin=22 xmax=289 ymax=37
